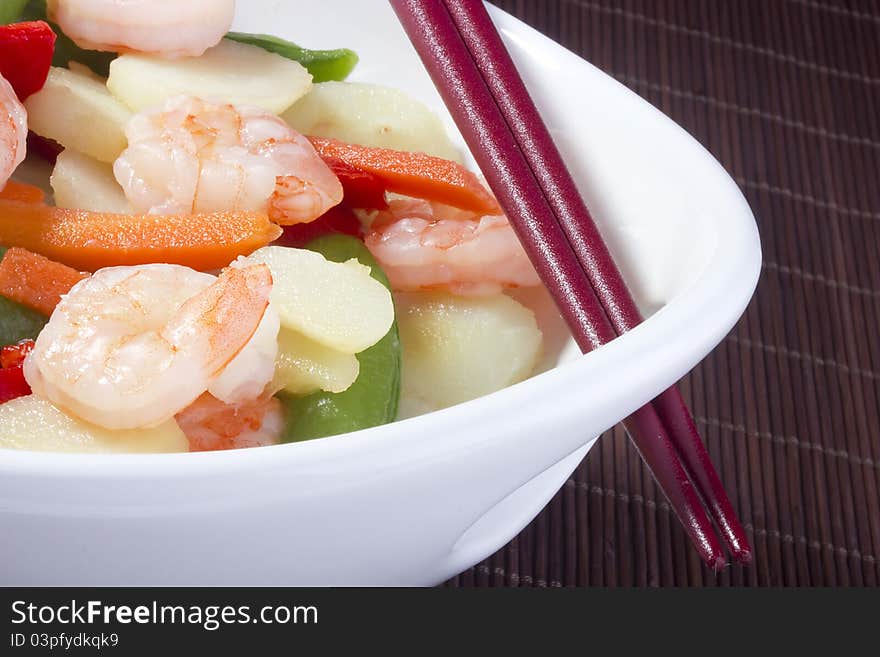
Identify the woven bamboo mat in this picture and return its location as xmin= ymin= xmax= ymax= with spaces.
xmin=445 ymin=0 xmax=880 ymax=587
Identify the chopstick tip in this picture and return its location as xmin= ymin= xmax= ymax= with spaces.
xmin=709 ymin=554 xmax=728 ymax=573
xmin=732 ymin=546 xmax=753 ymax=565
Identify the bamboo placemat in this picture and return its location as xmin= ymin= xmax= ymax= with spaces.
xmin=446 ymin=0 xmax=880 ymax=587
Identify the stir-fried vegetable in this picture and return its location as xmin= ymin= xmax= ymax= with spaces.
xmin=278 ymin=235 xmax=401 ymax=442
xmin=273 ymin=328 xmax=360 ymax=396
xmin=310 ymin=137 xmax=502 ymax=215
xmin=0 ymin=295 xmax=46 ymax=347
xmin=26 ymin=66 xmax=132 ymax=163
xmin=0 ymin=395 xmax=189 ymax=452
xmin=0 ymin=0 xmax=29 ymax=24
xmin=283 ymin=81 xmax=462 ymax=162
xmin=0 ymin=339 xmax=33 ymax=368
xmin=107 ymin=39 xmax=312 ymax=115
xmin=396 ymin=292 xmax=543 ymax=416
xmin=0 ymin=20 xmax=55 ymax=100
xmin=226 ymin=31 xmax=357 ymax=83
xmin=239 ymin=245 xmax=393 ymax=354
xmin=0 ymin=179 xmax=44 ymax=203
xmin=0 ymin=246 xmax=48 ymax=345
xmin=322 ymin=158 xmax=388 ymax=210
xmin=50 ymin=149 xmax=132 ymax=213
xmin=0 ymin=6 xmax=544 ymax=453
xmin=0 ymin=0 xmax=28 ymax=25
xmin=0 ymin=339 xmax=33 ymax=404
xmin=0 ymin=360 xmax=31 ymax=403
xmin=277 ymin=206 xmax=362 ymax=248
xmin=10 ymin=4 xmax=356 ymax=84
xmin=0 ymin=196 xmax=282 ymax=271
xmin=0 ymin=247 xmax=87 ymax=315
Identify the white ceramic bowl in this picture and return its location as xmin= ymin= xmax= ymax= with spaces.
xmin=0 ymin=1 xmax=760 ymax=585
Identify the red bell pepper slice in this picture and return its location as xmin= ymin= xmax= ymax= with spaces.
xmin=323 ymin=156 xmax=388 ymax=210
xmin=277 ymin=205 xmax=361 ymax=248
xmin=0 ymin=339 xmax=34 ymax=369
xmin=0 ymin=365 xmax=30 ymax=403
xmin=0 ymin=21 xmax=56 ymax=101
xmin=0 ymin=339 xmax=34 ymax=404
xmin=0 ymin=339 xmax=33 ymax=404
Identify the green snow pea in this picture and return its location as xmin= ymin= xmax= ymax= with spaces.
xmin=0 ymin=0 xmax=29 ymax=24
xmin=277 ymin=235 xmax=400 ymax=443
xmin=225 ymin=32 xmax=358 ymax=83
xmin=0 ymin=295 xmax=46 ymax=345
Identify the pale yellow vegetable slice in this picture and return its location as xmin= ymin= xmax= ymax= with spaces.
xmin=236 ymin=246 xmax=394 ymax=354
xmin=0 ymin=396 xmax=188 ymax=453
xmin=24 ymin=66 xmax=131 ymax=163
xmin=283 ymin=81 xmax=462 ymax=162
xmin=51 ymin=149 xmax=132 ymax=214
xmin=107 ymin=39 xmax=312 ymax=115
xmin=66 ymin=61 xmax=105 ymax=82
xmin=273 ymin=327 xmax=360 ymax=395
xmin=396 ymin=292 xmax=543 ymax=415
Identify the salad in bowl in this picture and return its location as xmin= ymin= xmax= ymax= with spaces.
xmin=0 ymin=0 xmax=555 ymax=454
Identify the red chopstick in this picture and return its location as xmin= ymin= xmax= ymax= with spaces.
xmin=440 ymin=0 xmax=752 ymax=564
xmin=389 ymin=0 xmax=728 ymax=569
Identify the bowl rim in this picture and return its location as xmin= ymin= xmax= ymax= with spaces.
xmin=0 ymin=3 xmax=762 ymax=479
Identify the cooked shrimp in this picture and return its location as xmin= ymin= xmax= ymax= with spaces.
xmin=114 ymin=95 xmax=343 ymax=225
xmin=363 ymin=198 xmax=541 ymax=295
xmin=176 ymin=392 xmax=283 ymax=452
xmin=208 ymin=302 xmax=280 ymax=404
xmin=0 ymin=74 xmax=27 ymax=190
xmin=47 ymin=0 xmax=234 ymax=58
xmin=23 ymin=262 xmax=272 ymax=430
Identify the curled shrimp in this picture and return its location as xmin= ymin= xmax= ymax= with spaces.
xmin=176 ymin=392 xmax=283 ymax=452
xmin=24 ymin=262 xmax=273 ymax=430
xmin=363 ymin=198 xmax=541 ymax=296
xmin=114 ymin=95 xmax=343 ymax=225
xmin=0 ymin=74 xmax=27 ymax=190
xmin=47 ymin=0 xmax=234 ymax=58
xmin=208 ymin=301 xmax=280 ymax=405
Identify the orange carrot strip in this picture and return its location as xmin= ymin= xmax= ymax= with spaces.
xmin=309 ymin=136 xmax=502 ymax=216
xmin=0 ymin=180 xmax=45 ymax=204
xmin=0 ymin=247 xmax=88 ymax=315
xmin=0 ymin=200 xmax=282 ymax=272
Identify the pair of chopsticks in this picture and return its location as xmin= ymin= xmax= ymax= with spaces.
xmin=390 ymin=0 xmax=751 ymax=568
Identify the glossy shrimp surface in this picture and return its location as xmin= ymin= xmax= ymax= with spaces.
xmin=24 ymin=263 xmax=273 ymax=430
xmin=176 ymin=392 xmax=283 ymax=452
xmin=47 ymin=0 xmax=234 ymax=57
xmin=0 ymin=74 xmax=27 ymax=190
xmin=208 ymin=301 xmax=280 ymax=405
xmin=363 ymin=198 xmax=541 ymax=296
xmin=114 ymin=95 xmax=343 ymax=225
